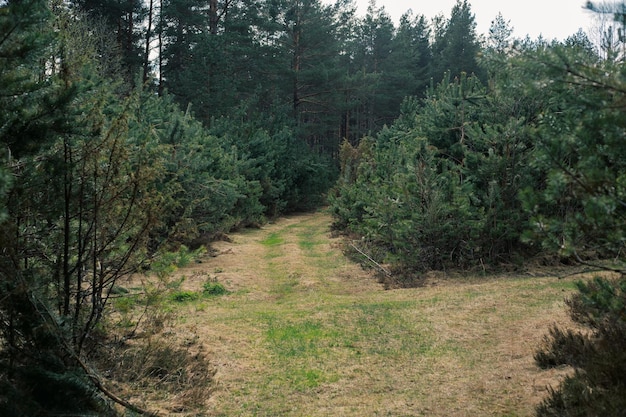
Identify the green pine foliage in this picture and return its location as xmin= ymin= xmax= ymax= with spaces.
xmin=517 ymin=39 xmax=626 ymax=260
xmin=388 ymin=12 xmax=432 ymax=101
xmin=330 ymin=71 xmax=540 ymax=277
xmin=331 ymin=25 xmax=625 ymax=279
xmin=133 ymin=91 xmax=265 ymax=245
xmin=72 ymin=0 xmax=148 ymax=85
xmin=431 ymin=0 xmax=485 ymax=83
xmin=0 ymin=1 xmax=336 ymax=414
xmin=519 ymin=22 xmax=626 ymax=415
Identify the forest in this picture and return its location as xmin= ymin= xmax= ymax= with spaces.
xmin=0 ymin=0 xmax=625 ymax=415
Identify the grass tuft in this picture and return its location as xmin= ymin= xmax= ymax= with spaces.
xmin=203 ymin=280 xmax=229 ymax=296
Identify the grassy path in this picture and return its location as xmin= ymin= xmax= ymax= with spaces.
xmin=174 ymin=210 xmax=575 ymax=416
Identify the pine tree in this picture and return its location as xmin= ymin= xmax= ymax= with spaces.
xmin=0 ymin=3 xmax=171 ymax=414
xmin=517 ymin=8 xmax=626 ymax=414
xmin=158 ymin=0 xmax=211 ymax=106
xmin=487 ymin=12 xmax=514 ymax=55
xmin=388 ymin=11 xmax=431 ymax=100
xmin=0 ymin=0 xmax=66 ymax=157
xmin=0 ymin=2 xmax=103 ymax=414
xmin=352 ymin=1 xmax=395 ymax=132
xmin=431 ymin=0 xmax=485 ymax=82
xmin=0 ymin=0 xmax=56 ymax=220
xmin=535 ymin=276 xmax=626 ymax=417
xmin=519 ymin=38 xmax=625 ymax=260
xmin=585 ymin=1 xmax=626 ymax=61
xmin=71 ymin=0 xmax=148 ymax=84
xmin=269 ymin=0 xmax=346 ymax=151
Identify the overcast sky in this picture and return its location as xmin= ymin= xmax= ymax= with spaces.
xmin=342 ymin=0 xmax=597 ymax=40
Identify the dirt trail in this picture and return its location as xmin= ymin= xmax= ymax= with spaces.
xmin=167 ymin=210 xmax=573 ymax=417
xmin=183 ymin=210 xmax=379 ymax=296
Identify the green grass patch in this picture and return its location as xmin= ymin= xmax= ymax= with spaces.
xmin=287 ymin=368 xmax=336 ymax=392
xmin=168 ymin=278 xmax=230 ymax=302
xmin=263 ymin=315 xmax=342 ymax=395
xmin=296 ymin=230 xmax=323 ymax=252
xmin=266 ymin=318 xmax=337 ymax=357
xmin=270 ymin=272 xmax=301 ymax=298
xmin=337 ymin=301 xmax=434 ymax=357
xmin=293 ymin=222 xmax=328 ymax=254
xmin=113 ymin=294 xmax=138 ymax=313
xmin=260 ymin=232 xmax=285 ymax=259
xmin=260 ymin=232 xmax=284 ymax=247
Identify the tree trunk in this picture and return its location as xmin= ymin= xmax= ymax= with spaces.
xmin=143 ymin=0 xmax=154 ymax=84
xmin=209 ymin=0 xmax=218 ymax=35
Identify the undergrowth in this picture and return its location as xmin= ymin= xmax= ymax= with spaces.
xmin=97 ymin=245 xmax=221 ymax=415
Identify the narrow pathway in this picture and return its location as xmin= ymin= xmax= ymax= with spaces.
xmin=184 ymin=211 xmax=380 ymax=298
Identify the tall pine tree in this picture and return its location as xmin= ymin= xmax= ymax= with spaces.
xmin=71 ymin=0 xmax=147 ymax=85
xmin=431 ymin=0 xmax=485 ymax=82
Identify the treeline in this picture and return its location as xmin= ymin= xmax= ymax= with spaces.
xmin=0 ymin=0 xmax=343 ymax=414
xmin=328 ymin=4 xmax=626 ymax=416
xmin=67 ymin=0 xmax=484 ymax=150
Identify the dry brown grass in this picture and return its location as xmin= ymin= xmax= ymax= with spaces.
xmin=120 ymin=210 xmax=586 ymax=416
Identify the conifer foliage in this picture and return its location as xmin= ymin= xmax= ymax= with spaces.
xmin=535 ymin=275 xmax=626 ymax=417
xmin=0 ymin=0 xmax=334 ymax=414
xmin=330 ymin=69 xmax=540 ymax=277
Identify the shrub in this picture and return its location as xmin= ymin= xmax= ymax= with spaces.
xmin=535 ymin=274 xmax=626 ymax=417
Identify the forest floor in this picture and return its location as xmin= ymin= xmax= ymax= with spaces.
xmin=124 ymin=209 xmax=584 ymax=416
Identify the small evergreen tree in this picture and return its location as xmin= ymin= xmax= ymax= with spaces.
xmin=0 ymin=1 xmax=115 ymax=414
xmin=71 ymin=0 xmax=148 ymax=85
xmin=1 ymin=4 xmax=171 ymax=415
xmin=519 ymin=38 xmax=624 ymax=260
xmin=535 ymin=275 xmax=626 ymax=416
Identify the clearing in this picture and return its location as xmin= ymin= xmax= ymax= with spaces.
xmin=146 ymin=210 xmax=579 ymax=416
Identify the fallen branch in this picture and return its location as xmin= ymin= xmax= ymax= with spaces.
xmin=75 ymin=353 xmax=159 ymax=417
xmin=350 ymin=242 xmax=392 ymax=277
xmin=574 ymin=251 xmax=626 ymax=275
xmin=28 ymin=290 xmax=158 ymax=416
